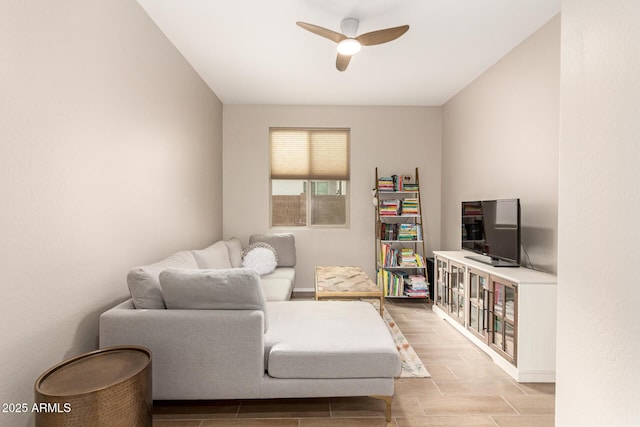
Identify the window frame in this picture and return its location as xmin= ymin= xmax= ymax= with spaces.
xmin=269 ymin=127 xmax=350 ymax=229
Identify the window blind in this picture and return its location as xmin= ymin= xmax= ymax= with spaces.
xmin=270 ymin=128 xmax=350 ymax=180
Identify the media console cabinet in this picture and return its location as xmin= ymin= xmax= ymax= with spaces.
xmin=433 ymin=251 xmax=557 ymax=382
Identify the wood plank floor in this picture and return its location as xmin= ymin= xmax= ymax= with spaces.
xmin=153 ymin=300 xmax=555 ymax=426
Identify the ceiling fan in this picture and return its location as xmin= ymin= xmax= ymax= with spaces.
xmin=296 ymin=18 xmax=409 ymax=71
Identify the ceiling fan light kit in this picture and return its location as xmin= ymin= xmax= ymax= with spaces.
xmin=296 ymin=18 xmax=409 ymax=71
xmin=336 ymin=39 xmax=361 ymax=55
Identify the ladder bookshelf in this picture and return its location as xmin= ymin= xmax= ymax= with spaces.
xmin=374 ymin=167 xmax=429 ymax=301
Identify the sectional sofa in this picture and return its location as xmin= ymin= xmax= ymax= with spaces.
xmin=99 ymin=233 xmax=401 ymax=421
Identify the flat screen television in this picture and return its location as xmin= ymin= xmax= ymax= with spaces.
xmin=461 ymin=198 xmax=521 ymax=267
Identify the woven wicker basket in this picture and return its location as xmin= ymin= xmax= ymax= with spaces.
xmin=34 ymin=346 xmax=152 ymax=427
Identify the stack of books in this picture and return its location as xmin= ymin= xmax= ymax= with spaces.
xmin=397 ymin=224 xmax=422 ymax=241
xmin=381 ymin=224 xmax=422 ymax=241
xmin=405 ymin=274 xmax=429 ymax=298
xmin=398 ymin=248 xmax=425 ymax=267
xmin=400 ymin=198 xmax=419 ymax=215
xmin=377 ymin=177 xmax=395 ymax=192
xmin=394 ymin=174 xmax=416 ymax=191
xmin=378 ymin=175 xmax=415 ymax=191
xmin=400 ymin=248 xmax=418 ymax=266
xmin=379 ymin=199 xmax=400 ymax=216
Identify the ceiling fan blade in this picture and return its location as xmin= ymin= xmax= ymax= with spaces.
xmin=336 ymin=53 xmax=351 ymax=71
xmin=296 ymin=22 xmax=347 ymax=44
xmin=356 ymin=25 xmax=409 ymax=46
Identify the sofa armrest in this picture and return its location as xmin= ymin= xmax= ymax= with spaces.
xmin=99 ymin=300 xmax=265 ymax=400
xmin=249 ymin=233 xmax=296 ymax=267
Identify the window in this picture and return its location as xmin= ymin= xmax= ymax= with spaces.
xmin=270 ymin=128 xmax=350 ymax=228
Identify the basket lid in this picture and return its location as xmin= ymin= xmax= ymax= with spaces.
xmin=35 ymin=346 xmax=151 ymax=396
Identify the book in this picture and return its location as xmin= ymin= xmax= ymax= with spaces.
xmin=404 ymin=289 xmax=430 ymax=298
xmin=379 ymin=243 xmax=399 ymax=267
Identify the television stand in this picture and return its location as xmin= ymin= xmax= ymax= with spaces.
xmin=465 ymin=254 xmax=520 ymax=268
xmin=433 ymin=251 xmax=557 ymax=383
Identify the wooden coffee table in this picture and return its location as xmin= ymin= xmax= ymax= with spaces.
xmin=315 ymin=266 xmax=384 ymax=316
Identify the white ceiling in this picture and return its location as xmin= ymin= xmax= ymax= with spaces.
xmin=136 ymin=0 xmax=560 ymax=106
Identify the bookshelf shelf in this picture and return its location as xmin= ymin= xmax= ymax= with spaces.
xmin=374 ymin=167 xmax=430 ymax=301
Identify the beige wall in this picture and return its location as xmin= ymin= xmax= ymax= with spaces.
xmin=223 ymin=105 xmax=442 ymax=289
xmin=557 ymin=1 xmax=640 ymax=424
xmin=0 ymin=1 xmax=222 ymax=423
xmin=441 ymin=15 xmax=560 ymax=273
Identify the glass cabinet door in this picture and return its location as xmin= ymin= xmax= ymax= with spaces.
xmin=449 ymin=262 xmax=465 ymax=324
xmin=504 ymin=285 xmax=516 ymax=357
xmin=435 ymin=257 xmax=449 ymax=309
xmin=467 ymin=268 xmax=489 ymax=340
xmin=489 ymin=277 xmax=517 ymax=364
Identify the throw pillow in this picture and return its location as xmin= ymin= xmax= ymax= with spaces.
xmin=242 ymin=242 xmax=278 ymax=275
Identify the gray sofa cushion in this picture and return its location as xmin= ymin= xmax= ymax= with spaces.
xmin=260 ymin=267 xmax=296 ymax=301
xmin=261 ymin=267 xmax=295 ymax=282
xmin=159 ymin=268 xmax=268 ymax=332
xmin=264 ymin=301 xmax=401 ymax=379
xmin=192 ymin=241 xmax=232 ymax=269
xmin=259 ymin=267 xmax=295 ymax=302
xmin=127 ymin=251 xmax=198 ymax=309
xmin=260 ymin=278 xmax=293 ymax=302
xmin=249 ymin=233 xmax=296 ymax=267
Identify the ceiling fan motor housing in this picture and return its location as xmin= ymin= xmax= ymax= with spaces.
xmin=340 ymin=18 xmax=359 ymax=37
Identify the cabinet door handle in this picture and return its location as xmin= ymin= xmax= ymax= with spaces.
xmin=444 ymin=271 xmax=450 ymax=304
xmin=482 ymin=288 xmax=489 ymax=331
xmin=486 ymin=290 xmax=494 ymax=333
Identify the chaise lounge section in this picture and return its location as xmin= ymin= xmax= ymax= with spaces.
xmin=99 ymin=234 xmax=401 ymax=420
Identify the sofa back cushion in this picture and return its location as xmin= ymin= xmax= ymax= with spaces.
xmin=249 ymin=233 xmax=296 ymax=267
xmin=159 ymin=268 xmax=268 ymax=332
xmin=127 ymin=251 xmax=198 ymax=309
xmin=223 ymin=237 xmax=243 ymax=268
xmin=191 ymin=241 xmax=232 ymax=269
